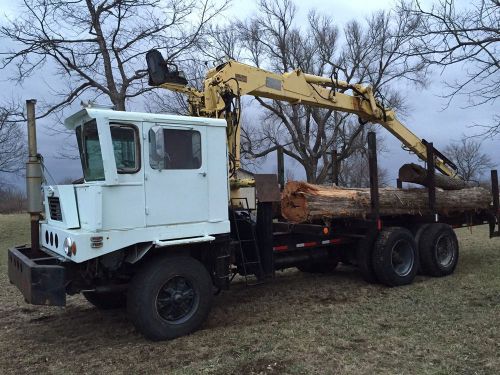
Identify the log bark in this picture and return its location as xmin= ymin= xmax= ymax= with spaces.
xmin=281 ymin=181 xmax=492 ymax=223
xmin=398 ymin=163 xmax=472 ymax=190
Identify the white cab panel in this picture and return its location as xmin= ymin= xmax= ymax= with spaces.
xmin=43 ymin=185 xmax=80 ymax=230
xmin=144 ymin=123 xmax=209 ymax=226
xmin=38 ymin=108 xmax=232 ymax=262
xmin=75 ymin=185 xmax=103 ymax=231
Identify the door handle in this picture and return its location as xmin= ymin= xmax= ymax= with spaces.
xmin=198 ymin=172 xmax=207 ymax=177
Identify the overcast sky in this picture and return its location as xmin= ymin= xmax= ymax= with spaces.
xmin=0 ymin=0 xmax=498 ymax=188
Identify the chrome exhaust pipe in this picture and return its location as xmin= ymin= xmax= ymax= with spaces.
xmin=26 ymin=99 xmax=42 ymax=251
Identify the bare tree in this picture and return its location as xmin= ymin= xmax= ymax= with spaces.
xmin=0 ymin=186 xmax=26 ymax=213
xmin=339 ymin=151 xmax=389 ymax=188
xmin=0 ymin=0 xmax=229 ymax=119
xmin=234 ymin=0 xmax=426 ymax=183
xmin=444 ymin=136 xmax=495 ymax=182
xmin=398 ymin=0 xmax=500 ymax=136
xmin=0 ymin=104 xmax=25 ymax=175
xmin=336 ymin=125 xmax=390 ymax=187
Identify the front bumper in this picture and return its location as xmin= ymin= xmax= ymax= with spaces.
xmin=7 ymin=245 xmax=66 ymax=306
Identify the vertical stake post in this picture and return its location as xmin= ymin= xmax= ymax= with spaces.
xmin=492 ymin=170 xmax=499 ymax=213
xmin=331 ymin=149 xmax=339 ymax=186
xmin=426 ymin=142 xmax=437 ymax=222
xmin=256 ymin=201 xmax=275 ymax=279
xmin=396 ymin=178 xmax=402 ymax=189
xmin=491 ymin=170 xmax=499 ymax=235
xmin=277 ymin=146 xmax=285 ymax=191
xmin=367 ymin=132 xmax=380 ymax=228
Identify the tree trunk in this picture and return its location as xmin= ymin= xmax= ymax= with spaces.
xmin=398 ymin=163 xmax=472 ymax=190
xmin=281 ymin=181 xmax=492 ymax=223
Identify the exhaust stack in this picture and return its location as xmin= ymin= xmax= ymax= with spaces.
xmin=26 ymin=99 xmax=42 ymax=251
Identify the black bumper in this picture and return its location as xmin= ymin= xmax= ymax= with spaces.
xmin=7 ymin=245 xmax=66 ymax=306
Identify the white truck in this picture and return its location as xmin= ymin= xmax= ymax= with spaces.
xmin=8 ymin=56 xmax=499 ymax=341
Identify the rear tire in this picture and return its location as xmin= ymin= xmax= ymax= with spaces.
xmin=412 ymin=223 xmax=431 ymax=248
xmin=83 ymin=291 xmax=126 ymax=310
xmin=411 ymin=223 xmax=430 ymax=274
xmin=419 ymin=224 xmax=459 ymax=277
xmin=372 ymin=227 xmax=418 ymax=286
xmin=127 ymin=255 xmax=213 ymax=341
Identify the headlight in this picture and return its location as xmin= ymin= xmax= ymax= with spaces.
xmin=63 ymin=237 xmax=73 ymax=256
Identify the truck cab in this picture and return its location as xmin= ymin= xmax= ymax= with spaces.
xmin=41 ymin=107 xmax=230 ymax=263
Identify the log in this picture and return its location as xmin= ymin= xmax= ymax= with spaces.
xmin=281 ymin=181 xmax=492 ymax=223
xmin=398 ymin=163 xmax=472 ymax=190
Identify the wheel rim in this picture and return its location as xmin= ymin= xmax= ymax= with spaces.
xmin=390 ymin=239 xmax=414 ymax=277
xmin=156 ymin=276 xmax=198 ymax=324
xmin=435 ymin=234 xmax=455 ymax=268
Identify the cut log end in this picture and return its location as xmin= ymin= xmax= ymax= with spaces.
xmin=281 ymin=181 xmax=318 ymax=223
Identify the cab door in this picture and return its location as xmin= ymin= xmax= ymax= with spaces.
xmin=143 ymin=123 xmax=209 ymax=226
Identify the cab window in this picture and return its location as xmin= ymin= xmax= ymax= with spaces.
xmin=149 ymin=127 xmax=202 ymax=170
xmin=111 ymin=124 xmax=140 ymax=173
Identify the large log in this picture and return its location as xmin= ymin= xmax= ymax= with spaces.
xmin=398 ymin=163 xmax=472 ymax=190
xmin=281 ymin=181 xmax=491 ymax=223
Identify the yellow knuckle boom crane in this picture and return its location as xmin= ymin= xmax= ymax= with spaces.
xmin=145 ymin=50 xmax=459 ymax=181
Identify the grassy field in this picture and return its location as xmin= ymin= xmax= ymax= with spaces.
xmin=0 ymin=213 xmax=499 ymax=374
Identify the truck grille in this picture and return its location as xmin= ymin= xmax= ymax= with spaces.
xmin=48 ymin=197 xmax=63 ymax=221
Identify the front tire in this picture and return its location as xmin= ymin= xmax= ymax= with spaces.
xmin=127 ymin=255 xmax=213 ymax=341
xmin=372 ymin=227 xmax=418 ymax=286
xmin=418 ymin=224 xmax=459 ymax=277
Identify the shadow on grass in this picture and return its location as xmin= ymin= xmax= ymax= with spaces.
xmin=16 ymin=266 xmax=371 ymax=344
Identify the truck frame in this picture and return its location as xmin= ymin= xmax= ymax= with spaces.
xmin=7 ymin=54 xmax=500 ymax=341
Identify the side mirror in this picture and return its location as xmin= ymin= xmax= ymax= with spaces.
xmin=146 ymin=49 xmax=188 ymax=86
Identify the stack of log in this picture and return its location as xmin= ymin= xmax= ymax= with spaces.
xmin=280 ymin=163 xmax=492 ymax=224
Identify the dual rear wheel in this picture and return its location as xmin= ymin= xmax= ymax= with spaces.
xmin=418 ymin=224 xmax=459 ymax=276
xmin=359 ymin=223 xmax=459 ymax=286
xmin=372 ymin=227 xmax=418 ymax=286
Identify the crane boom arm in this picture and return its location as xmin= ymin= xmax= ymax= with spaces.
xmin=152 ymin=56 xmax=458 ymax=177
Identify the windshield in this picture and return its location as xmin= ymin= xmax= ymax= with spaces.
xmin=76 ymin=120 xmax=104 ymax=181
xmin=76 ymin=120 xmax=140 ymax=182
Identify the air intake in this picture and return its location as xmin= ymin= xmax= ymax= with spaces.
xmin=48 ymin=197 xmax=62 ymax=221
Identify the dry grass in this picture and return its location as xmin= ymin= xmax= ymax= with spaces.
xmin=1 ymin=214 xmax=499 ymax=374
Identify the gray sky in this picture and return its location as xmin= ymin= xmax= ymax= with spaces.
xmin=0 ymin=0 xmax=498 ymax=188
